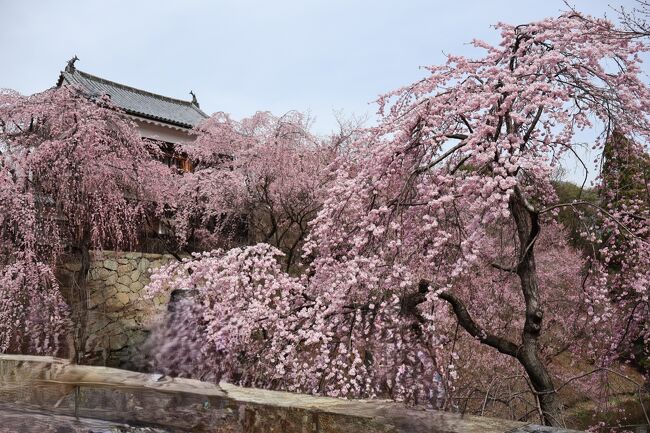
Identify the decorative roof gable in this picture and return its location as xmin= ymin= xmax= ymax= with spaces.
xmin=57 ymin=66 xmax=208 ymax=129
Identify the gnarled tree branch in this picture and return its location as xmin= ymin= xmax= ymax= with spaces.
xmin=437 ymin=289 xmax=520 ymax=357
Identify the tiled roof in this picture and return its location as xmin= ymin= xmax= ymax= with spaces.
xmin=57 ymin=69 xmax=209 ymax=129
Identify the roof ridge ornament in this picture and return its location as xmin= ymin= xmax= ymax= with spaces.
xmin=57 ymin=65 xmax=208 ymax=127
xmin=65 ymin=55 xmax=79 ymax=73
xmin=189 ymin=90 xmax=200 ymax=108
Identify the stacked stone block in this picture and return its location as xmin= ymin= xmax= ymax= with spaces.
xmin=68 ymin=251 xmax=176 ymax=367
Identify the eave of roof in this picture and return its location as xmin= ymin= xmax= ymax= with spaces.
xmin=57 ymin=69 xmax=209 ymax=129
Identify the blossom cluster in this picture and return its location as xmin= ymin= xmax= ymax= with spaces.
xmin=0 ymin=86 xmax=174 ymax=354
xmin=146 ymin=12 xmax=649 ymax=418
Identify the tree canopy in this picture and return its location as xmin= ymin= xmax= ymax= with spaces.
xmin=147 ymin=11 xmax=650 ymax=427
xmin=0 ymin=86 xmax=172 ymax=355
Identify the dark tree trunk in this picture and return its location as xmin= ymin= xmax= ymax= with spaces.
xmin=70 ymin=242 xmax=91 ymax=364
xmin=509 ymin=187 xmax=562 ymax=427
xmin=435 ymin=187 xmax=562 ymax=427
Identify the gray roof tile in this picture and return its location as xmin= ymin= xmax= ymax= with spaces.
xmin=57 ymin=70 xmax=209 ymax=128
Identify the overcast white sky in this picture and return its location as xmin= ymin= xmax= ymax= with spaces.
xmin=0 ymin=0 xmax=644 ymax=182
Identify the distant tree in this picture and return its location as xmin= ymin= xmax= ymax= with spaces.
xmin=0 ymin=86 xmax=172 ymax=358
xmin=615 ymin=0 xmax=650 ymax=37
xmin=551 ymin=180 xmax=598 ymax=249
xmin=172 ymin=111 xmax=337 ymax=271
xmin=595 ymin=129 xmax=650 ymax=373
xmin=601 ymin=129 xmax=649 ymax=205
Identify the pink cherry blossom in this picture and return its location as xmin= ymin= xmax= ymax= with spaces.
xmin=0 ymin=85 xmax=174 ymax=355
xmin=146 ymin=12 xmax=649 ymax=428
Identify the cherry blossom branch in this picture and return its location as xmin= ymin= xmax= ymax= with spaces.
xmin=414 ymin=139 xmax=467 ymax=174
xmin=522 ymin=106 xmax=544 ymax=146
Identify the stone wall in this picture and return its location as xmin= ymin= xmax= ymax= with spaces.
xmin=0 ymin=354 xmax=584 ymax=433
xmin=60 ymin=250 xmax=177 ymax=367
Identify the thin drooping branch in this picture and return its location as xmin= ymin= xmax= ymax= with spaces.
xmin=414 ymin=139 xmax=467 ymax=174
xmin=539 ymin=201 xmax=648 ymax=242
xmin=522 ymin=105 xmax=544 ymax=146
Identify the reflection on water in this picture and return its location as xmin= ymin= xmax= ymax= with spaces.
xmin=0 ymin=379 xmax=223 ymax=433
xmin=0 ymin=363 xmax=223 ymax=433
xmin=0 ymin=404 xmax=170 ymax=433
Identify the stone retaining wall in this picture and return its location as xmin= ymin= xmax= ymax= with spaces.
xmin=0 ymin=354 xmax=583 ymax=433
xmin=60 ymin=250 xmax=177 ymax=367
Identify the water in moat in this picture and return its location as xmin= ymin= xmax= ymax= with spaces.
xmin=0 ymin=403 xmax=173 ymax=433
xmin=0 ymin=383 xmax=199 ymax=433
xmin=0 ymin=379 xmax=223 ymax=432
